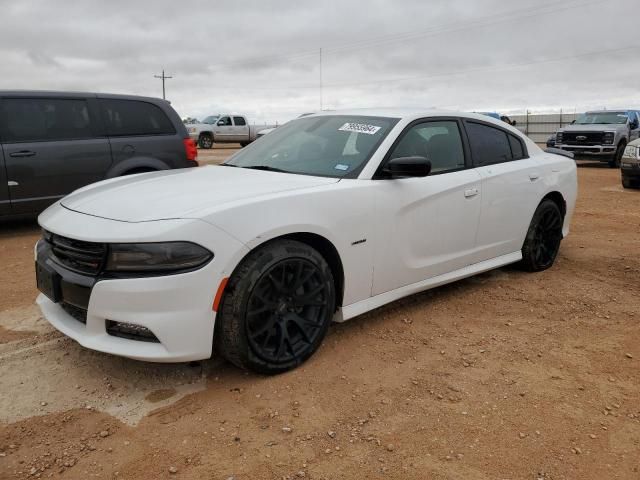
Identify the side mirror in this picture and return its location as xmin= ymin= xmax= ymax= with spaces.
xmin=570 ymin=120 xmax=576 ymax=124
xmin=511 ymin=119 xmax=517 ymax=126
xmin=630 ymin=120 xmax=639 ymax=129
xmin=382 ymin=156 xmax=432 ymax=178
xmin=217 ymin=120 xmax=226 ymax=126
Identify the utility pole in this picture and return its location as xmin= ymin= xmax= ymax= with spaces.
xmin=319 ymin=48 xmax=323 ymax=111
xmin=154 ymin=69 xmax=173 ymax=100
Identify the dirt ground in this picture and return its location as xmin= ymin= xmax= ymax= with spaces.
xmin=1 ymin=152 xmax=639 ymax=480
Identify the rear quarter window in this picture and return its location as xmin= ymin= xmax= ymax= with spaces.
xmin=99 ymin=99 xmax=175 ymax=136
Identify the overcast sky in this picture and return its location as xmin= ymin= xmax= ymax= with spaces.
xmin=1 ymin=0 xmax=638 ymax=123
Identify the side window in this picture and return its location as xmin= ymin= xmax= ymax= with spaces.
xmin=389 ymin=120 xmax=465 ymax=174
xmin=99 ymin=99 xmax=175 ymax=136
xmin=233 ymin=116 xmax=246 ymax=126
xmin=508 ymin=134 xmax=525 ymax=160
xmin=466 ymin=122 xmax=512 ymax=166
xmin=218 ymin=116 xmax=232 ymax=126
xmin=0 ymin=98 xmax=93 ymax=143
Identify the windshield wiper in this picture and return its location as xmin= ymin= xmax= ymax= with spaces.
xmin=242 ymin=165 xmax=290 ymax=173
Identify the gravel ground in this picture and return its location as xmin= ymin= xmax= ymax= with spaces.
xmin=0 ymin=155 xmax=639 ymax=480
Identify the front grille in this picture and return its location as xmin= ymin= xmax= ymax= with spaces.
xmin=61 ymin=302 xmax=87 ymax=324
xmin=45 ymin=231 xmax=106 ymax=275
xmin=562 ymin=131 xmax=604 ymax=146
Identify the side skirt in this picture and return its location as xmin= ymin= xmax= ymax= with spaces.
xmin=334 ymin=251 xmax=522 ymax=323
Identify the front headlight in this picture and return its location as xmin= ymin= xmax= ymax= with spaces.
xmin=556 ymin=132 xmax=563 ymax=144
xmin=624 ymin=145 xmax=640 ymax=160
xmin=105 ymin=242 xmax=213 ymax=273
xmin=603 ymin=132 xmax=615 ymax=145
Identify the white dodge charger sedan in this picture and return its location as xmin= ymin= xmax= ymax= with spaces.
xmin=36 ymin=109 xmax=577 ymax=374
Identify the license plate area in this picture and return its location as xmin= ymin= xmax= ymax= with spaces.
xmin=36 ymin=262 xmax=62 ymax=303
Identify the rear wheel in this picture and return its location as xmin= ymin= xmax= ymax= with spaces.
xmin=240 ymin=141 xmax=250 ymax=147
xmin=519 ymin=199 xmax=564 ymax=272
xmin=215 ymin=239 xmax=336 ymax=374
xmin=609 ymin=142 xmax=626 ymax=168
xmin=198 ymin=133 xmax=214 ymax=149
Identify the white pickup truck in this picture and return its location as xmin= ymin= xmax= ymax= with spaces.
xmin=187 ymin=114 xmax=276 ymax=149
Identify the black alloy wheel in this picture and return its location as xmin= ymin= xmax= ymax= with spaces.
xmin=520 ymin=199 xmax=564 ymax=272
xmin=215 ymin=239 xmax=335 ymax=374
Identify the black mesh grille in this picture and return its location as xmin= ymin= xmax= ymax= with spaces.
xmin=46 ymin=231 xmax=106 ymax=275
xmin=562 ymin=131 xmax=604 ymax=146
xmin=61 ymin=303 xmax=87 ymax=324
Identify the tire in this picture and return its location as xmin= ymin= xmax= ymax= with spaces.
xmin=215 ymin=239 xmax=336 ymax=375
xmin=198 ymin=133 xmax=214 ymax=149
xmin=240 ymin=141 xmax=250 ymax=148
xmin=519 ymin=199 xmax=564 ymax=272
xmin=622 ymin=177 xmax=632 ymax=189
xmin=609 ymin=142 xmax=626 ymax=168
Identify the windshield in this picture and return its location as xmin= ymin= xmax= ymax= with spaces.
xmin=225 ymin=115 xmax=399 ymax=178
xmin=202 ymin=115 xmax=220 ymax=124
xmin=575 ymin=112 xmax=628 ymax=125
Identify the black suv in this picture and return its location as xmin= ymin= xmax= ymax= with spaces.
xmin=0 ymin=91 xmax=198 ymax=218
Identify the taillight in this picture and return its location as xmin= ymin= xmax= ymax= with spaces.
xmin=183 ymin=138 xmax=198 ymax=164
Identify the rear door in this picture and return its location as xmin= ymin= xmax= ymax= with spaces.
xmin=232 ymin=116 xmax=250 ymax=142
xmin=464 ymin=120 xmax=545 ymax=262
xmin=0 ymin=96 xmax=112 ymax=215
xmin=98 ymin=98 xmax=182 ymax=170
xmin=0 ymin=141 xmax=10 ymax=216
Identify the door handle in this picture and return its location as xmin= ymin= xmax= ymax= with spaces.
xmin=464 ymin=188 xmax=479 ymax=198
xmin=9 ymin=150 xmax=36 ymax=158
xmin=529 ymin=172 xmax=540 ymax=181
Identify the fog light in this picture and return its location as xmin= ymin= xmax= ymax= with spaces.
xmin=106 ymin=320 xmax=160 ymax=343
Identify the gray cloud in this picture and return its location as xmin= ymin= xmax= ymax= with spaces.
xmin=1 ymin=0 xmax=638 ymax=123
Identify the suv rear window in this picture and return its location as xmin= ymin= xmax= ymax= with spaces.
xmin=99 ymin=99 xmax=175 ymax=136
xmin=0 ymin=98 xmax=93 ymax=143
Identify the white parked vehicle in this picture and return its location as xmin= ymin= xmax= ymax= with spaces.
xmin=36 ymin=109 xmax=577 ymax=373
xmin=187 ymin=114 xmax=276 ymax=148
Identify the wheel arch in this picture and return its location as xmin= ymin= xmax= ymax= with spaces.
xmin=541 ymin=191 xmax=567 ymax=219
xmin=227 ymin=232 xmax=345 ymax=311
xmin=106 ymin=157 xmax=170 ymax=178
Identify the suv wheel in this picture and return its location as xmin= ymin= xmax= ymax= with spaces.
xmin=519 ymin=199 xmax=564 ymax=272
xmin=609 ymin=142 xmax=626 ymax=168
xmin=199 ymin=133 xmax=214 ymax=149
xmin=215 ymin=239 xmax=336 ymax=375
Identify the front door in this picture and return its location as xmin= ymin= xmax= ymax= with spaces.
xmin=0 ymin=143 xmax=11 ymax=216
xmin=371 ymin=119 xmax=482 ymax=296
xmin=214 ymin=116 xmax=234 ymax=141
xmin=0 ymin=97 xmax=111 ymax=215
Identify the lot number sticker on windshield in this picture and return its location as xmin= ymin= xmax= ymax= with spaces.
xmin=338 ymin=123 xmax=381 ymax=135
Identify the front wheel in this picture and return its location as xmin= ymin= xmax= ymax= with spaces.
xmin=519 ymin=199 xmax=564 ymax=272
xmin=215 ymin=239 xmax=336 ymax=375
xmin=609 ymin=142 xmax=626 ymax=168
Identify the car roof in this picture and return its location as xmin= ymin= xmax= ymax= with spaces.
xmin=308 ymin=107 xmax=512 ymax=125
xmin=0 ymin=90 xmax=168 ymax=104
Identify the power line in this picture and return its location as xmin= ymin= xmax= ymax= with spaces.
xmin=200 ymin=0 xmax=606 ymax=73
xmin=188 ymin=45 xmax=636 ymax=91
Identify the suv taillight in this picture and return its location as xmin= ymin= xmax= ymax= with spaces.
xmin=183 ymin=138 xmax=198 ymax=165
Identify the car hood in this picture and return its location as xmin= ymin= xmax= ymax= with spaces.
xmin=60 ymin=166 xmax=339 ymax=222
xmin=561 ymin=124 xmax=625 ymax=132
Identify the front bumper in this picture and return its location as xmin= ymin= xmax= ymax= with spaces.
xmin=36 ymin=205 xmax=248 ymax=362
xmin=555 ymin=144 xmax=616 ymax=157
